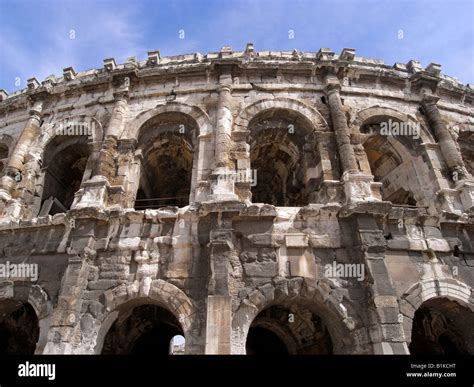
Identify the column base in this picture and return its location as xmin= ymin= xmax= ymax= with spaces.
xmin=309 ymin=180 xmax=344 ymax=204
xmin=436 ymin=187 xmax=464 ymax=215
xmin=71 ymin=175 xmax=110 ymax=210
xmin=194 ymin=181 xmax=211 ymax=203
xmin=209 ymin=168 xmax=239 ymax=202
xmin=343 ymin=172 xmax=382 ymax=203
xmin=0 ymin=198 xmax=23 ymax=223
xmin=456 ymin=180 xmax=474 ymax=212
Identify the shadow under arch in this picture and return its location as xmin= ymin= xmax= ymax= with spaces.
xmin=0 ymin=282 xmax=51 ymax=354
xmin=455 ymin=123 xmax=474 ymax=177
xmin=246 ymin=304 xmax=334 ymax=354
xmin=409 ymin=298 xmax=474 ymax=354
xmin=399 ymin=278 xmax=474 ymax=354
xmin=134 ymin=111 xmax=198 ymax=209
xmin=0 ymin=301 xmax=39 ymax=354
xmin=0 ymin=134 xmax=14 ymax=175
xmin=101 ymin=301 xmax=184 ymax=355
xmin=39 ymin=135 xmax=91 ymax=215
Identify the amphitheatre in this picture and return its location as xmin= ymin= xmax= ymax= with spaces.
xmin=0 ymin=44 xmax=472 ymax=354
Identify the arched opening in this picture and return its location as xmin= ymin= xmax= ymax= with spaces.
xmin=134 ymin=113 xmax=196 ymax=210
xmin=102 ymin=304 xmax=184 ymax=355
xmin=169 ymin=334 xmax=186 ymax=355
xmin=409 ymin=298 xmax=474 ymax=354
xmin=458 ymin=130 xmax=473 ymax=177
xmin=360 ymin=118 xmax=422 ymax=206
xmin=0 ymin=143 xmax=8 ymax=174
xmin=246 ymin=305 xmax=333 ymax=355
xmin=248 ymin=109 xmax=320 ymax=206
xmin=0 ymin=301 xmax=39 ymax=354
xmin=39 ymin=135 xmax=90 ymax=215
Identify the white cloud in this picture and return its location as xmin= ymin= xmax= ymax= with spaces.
xmin=1 ymin=1 xmax=147 ymax=90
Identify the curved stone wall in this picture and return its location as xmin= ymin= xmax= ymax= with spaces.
xmin=0 ymin=45 xmax=473 ymax=354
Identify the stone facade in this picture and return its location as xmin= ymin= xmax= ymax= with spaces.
xmin=0 ymin=45 xmax=473 ymax=355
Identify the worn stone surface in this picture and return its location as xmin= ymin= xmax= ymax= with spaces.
xmin=0 ymin=46 xmax=473 ymax=355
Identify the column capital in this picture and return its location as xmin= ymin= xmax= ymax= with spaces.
xmin=421 ymin=92 xmax=440 ymax=106
xmin=324 ymin=74 xmax=342 ymax=94
xmin=113 ymin=89 xmax=129 ymax=101
xmin=218 ymin=83 xmax=232 ymax=93
xmin=28 ymin=108 xmax=42 ymax=121
xmin=27 ymin=99 xmax=44 ymax=119
xmin=325 ymin=82 xmax=342 ymax=95
xmin=218 ymin=69 xmax=233 ymax=92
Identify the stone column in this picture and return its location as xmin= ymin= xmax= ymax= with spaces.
xmin=210 ymin=68 xmax=238 ymax=201
xmin=422 ymin=94 xmax=474 ymax=213
xmin=422 ymin=94 xmax=467 ymax=180
xmin=325 ymin=83 xmax=359 ymax=174
xmin=5 ymin=101 xmax=43 ymax=178
xmin=72 ymin=91 xmax=128 ymax=210
xmin=215 ymin=81 xmax=233 ymax=170
xmin=94 ymin=91 xmax=128 ymax=180
xmin=325 ymin=78 xmax=380 ymax=202
xmin=0 ymin=100 xmax=43 ymax=218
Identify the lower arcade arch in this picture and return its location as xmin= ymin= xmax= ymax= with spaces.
xmin=0 ymin=301 xmax=39 ymax=354
xmin=101 ymin=303 xmax=185 ymax=355
xmin=245 ymin=304 xmax=333 ymax=355
xmin=409 ymin=298 xmax=474 ymax=354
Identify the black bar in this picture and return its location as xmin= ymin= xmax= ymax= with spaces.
xmin=0 ymin=355 xmax=472 ymax=386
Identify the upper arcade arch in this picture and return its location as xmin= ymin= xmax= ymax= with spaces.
xmin=127 ymin=103 xmax=212 ymax=209
xmin=235 ymin=98 xmax=333 ymax=206
xmin=352 ymin=106 xmax=434 ymax=143
xmin=35 ymin=115 xmax=103 ymax=150
xmin=352 ymin=106 xmax=434 ymax=206
xmin=127 ymin=102 xmax=212 ymax=140
xmin=31 ymin=116 xmax=102 ymax=216
xmin=0 ymin=134 xmax=14 ymax=174
xmin=134 ymin=110 xmax=199 ymax=209
xmin=454 ymin=123 xmax=474 ymax=177
xmin=234 ymin=97 xmax=330 ymax=134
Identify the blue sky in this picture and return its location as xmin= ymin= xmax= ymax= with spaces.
xmin=0 ymin=0 xmax=473 ymax=93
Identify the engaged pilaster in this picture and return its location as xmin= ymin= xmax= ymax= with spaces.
xmin=326 ymin=82 xmax=358 ymax=174
xmin=210 ymin=66 xmax=239 ymax=201
xmin=324 ymin=76 xmax=380 ymax=203
xmin=72 ymin=91 xmax=129 ymax=211
xmin=422 ymin=93 xmax=474 ymax=213
xmin=0 ymin=100 xmax=43 ymax=219
xmin=422 ymin=94 xmax=467 ymax=180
